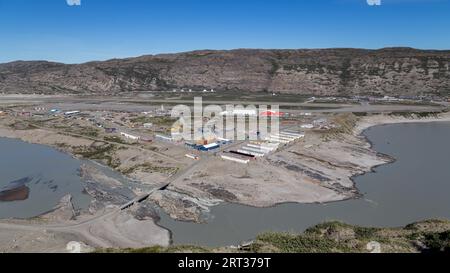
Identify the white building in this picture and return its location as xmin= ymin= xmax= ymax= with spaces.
xmin=155 ymin=134 xmax=173 ymax=142
xmin=280 ymin=131 xmax=305 ymax=138
xmin=241 ymin=146 xmax=268 ymax=155
xmin=237 ymin=149 xmax=265 ymax=157
xmin=220 ymin=109 xmax=257 ymax=117
xmin=265 ymin=136 xmax=290 ymax=144
xmin=247 ymin=144 xmax=275 ymax=152
xmin=120 ymin=132 xmax=140 ymax=141
xmin=64 ymin=111 xmax=80 ymax=116
xmin=301 ymin=124 xmax=314 ymax=129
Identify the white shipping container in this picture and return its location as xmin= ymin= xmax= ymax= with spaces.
xmin=270 ymin=135 xmax=295 ymax=141
xmin=280 ymin=131 xmax=305 ymax=138
xmin=278 ymin=134 xmax=303 ymax=140
xmin=247 ymin=144 xmax=275 ymax=152
xmin=241 ymin=146 xmax=268 ymax=154
xmin=237 ymin=149 xmax=265 ymax=157
xmin=265 ymin=137 xmax=289 ymax=143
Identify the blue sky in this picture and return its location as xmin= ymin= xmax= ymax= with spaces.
xmin=0 ymin=0 xmax=449 ymax=63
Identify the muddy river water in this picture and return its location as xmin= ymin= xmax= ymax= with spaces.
xmin=0 ymin=138 xmax=91 ymax=218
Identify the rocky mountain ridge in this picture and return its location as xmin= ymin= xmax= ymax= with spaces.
xmin=1 ymin=48 xmax=449 ymax=96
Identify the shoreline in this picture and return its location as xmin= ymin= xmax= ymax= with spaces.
xmin=159 ymin=112 xmax=450 ymax=217
xmin=1 ymin=111 xmax=450 ymax=251
xmin=2 ymin=112 xmax=450 ymax=213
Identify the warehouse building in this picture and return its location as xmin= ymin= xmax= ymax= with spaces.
xmin=155 ymin=134 xmax=173 ymax=142
xmin=198 ymin=143 xmax=220 ymax=151
xmin=120 ymin=132 xmax=140 ymax=141
xmin=237 ymin=149 xmax=265 ymax=157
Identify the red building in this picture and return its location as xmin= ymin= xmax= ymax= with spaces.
xmin=259 ymin=110 xmax=284 ymax=117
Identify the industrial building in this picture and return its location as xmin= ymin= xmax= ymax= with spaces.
xmin=155 ymin=134 xmax=173 ymax=142
xmin=259 ymin=110 xmax=284 ymax=117
xmin=220 ymin=109 xmax=257 ymax=116
xmin=301 ymin=124 xmax=314 ymax=129
xmin=229 ymin=150 xmax=256 ymax=159
xmin=217 ymin=137 xmax=232 ymax=145
xmin=64 ymin=111 xmax=81 ymax=116
xmin=279 ymin=131 xmax=304 ymax=138
xmin=120 ymin=132 xmax=140 ymax=141
xmin=241 ymin=146 xmax=266 ymax=153
xmin=237 ymin=149 xmax=265 ymax=157
xmin=105 ymin=128 xmax=117 ymax=133
xmin=248 ymin=143 xmax=279 ymax=152
xmin=198 ymin=143 xmax=220 ymax=151
xmin=265 ymin=131 xmax=305 ymax=145
xmin=185 ymin=142 xmax=197 ymax=149
xmin=233 ymin=139 xmax=281 ymax=159
xmin=186 ymin=142 xmax=221 ymax=151
xmin=266 ymin=136 xmax=290 ymax=143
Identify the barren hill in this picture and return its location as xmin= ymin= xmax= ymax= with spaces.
xmin=1 ymin=48 xmax=450 ymax=96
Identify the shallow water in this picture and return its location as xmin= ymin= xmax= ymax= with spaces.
xmin=159 ymin=122 xmax=450 ymax=247
xmin=0 ymin=138 xmax=91 ymax=218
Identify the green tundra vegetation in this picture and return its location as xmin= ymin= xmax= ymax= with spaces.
xmin=73 ymin=143 xmax=121 ymax=169
xmin=97 ymin=219 xmax=450 ymax=253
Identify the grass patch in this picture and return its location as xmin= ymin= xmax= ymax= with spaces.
xmin=73 ymin=144 xmax=121 ymax=169
xmin=389 ymin=111 xmax=440 ymax=119
xmin=422 ymin=231 xmax=450 ymax=252
xmin=353 ymin=112 xmax=368 ymax=117
xmin=320 ymin=113 xmax=358 ymax=141
xmin=121 ymin=163 xmax=179 ymax=175
xmin=8 ymin=121 xmax=37 ymax=130
xmin=251 ymin=232 xmax=353 ymax=253
xmin=80 ymin=128 xmax=100 ymax=137
xmin=104 ymin=135 xmax=127 ymax=144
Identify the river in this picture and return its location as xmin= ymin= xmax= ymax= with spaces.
xmin=0 ymin=138 xmax=91 ymax=218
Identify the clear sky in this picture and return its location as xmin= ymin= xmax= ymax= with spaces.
xmin=0 ymin=0 xmax=449 ymax=63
